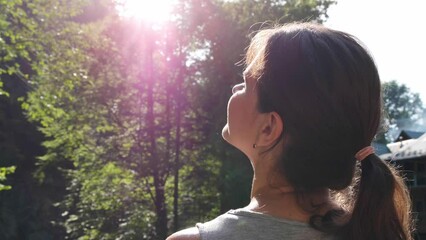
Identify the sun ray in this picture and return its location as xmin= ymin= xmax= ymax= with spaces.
xmin=116 ymin=0 xmax=175 ymax=23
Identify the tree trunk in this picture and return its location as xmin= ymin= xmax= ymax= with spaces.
xmin=153 ymin=172 xmax=168 ymax=239
xmin=145 ymin=34 xmax=168 ymax=239
xmin=173 ymin=88 xmax=182 ymax=232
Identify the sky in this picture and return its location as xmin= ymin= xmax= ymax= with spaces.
xmin=324 ymin=0 xmax=426 ymax=104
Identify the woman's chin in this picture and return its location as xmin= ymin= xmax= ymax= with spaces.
xmin=221 ymin=124 xmax=230 ymax=142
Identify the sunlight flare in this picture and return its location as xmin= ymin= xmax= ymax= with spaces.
xmin=117 ymin=0 xmax=175 ymax=23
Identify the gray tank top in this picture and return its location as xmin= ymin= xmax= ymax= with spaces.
xmin=196 ymin=208 xmax=336 ymax=240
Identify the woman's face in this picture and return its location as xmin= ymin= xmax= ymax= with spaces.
xmin=222 ymin=72 xmax=261 ymax=155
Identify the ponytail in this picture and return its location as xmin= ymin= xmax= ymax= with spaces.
xmin=343 ymin=154 xmax=413 ymax=240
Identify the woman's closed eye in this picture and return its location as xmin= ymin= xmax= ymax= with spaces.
xmin=232 ymin=83 xmax=245 ymax=94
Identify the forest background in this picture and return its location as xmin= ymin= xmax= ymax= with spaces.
xmin=0 ymin=0 xmax=424 ymax=239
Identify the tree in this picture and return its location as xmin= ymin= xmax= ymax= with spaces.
xmin=20 ymin=1 xmax=209 ymax=237
xmin=0 ymin=0 xmax=91 ymax=239
xmin=0 ymin=75 xmax=58 ymax=239
xmin=0 ymin=0 xmax=30 ymax=193
xmin=379 ymin=80 xmax=425 ymax=142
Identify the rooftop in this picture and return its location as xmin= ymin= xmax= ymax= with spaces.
xmin=381 ymin=133 xmax=426 ymax=161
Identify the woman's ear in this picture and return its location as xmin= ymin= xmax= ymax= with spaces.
xmin=256 ymin=112 xmax=283 ymax=148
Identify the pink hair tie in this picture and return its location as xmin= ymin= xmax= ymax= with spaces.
xmin=355 ymin=146 xmax=375 ymax=161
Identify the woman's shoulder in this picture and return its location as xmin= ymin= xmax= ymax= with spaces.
xmin=166 ymin=227 xmax=200 ymax=240
xmin=166 ymin=210 xmax=235 ymax=240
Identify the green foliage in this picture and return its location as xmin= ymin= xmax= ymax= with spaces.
xmin=383 ymin=80 xmax=424 ymax=123
xmin=0 ymin=166 xmax=15 ymax=191
xmin=80 ymin=162 xmax=134 ymax=211
xmin=378 ymin=80 xmax=425 ymax=142
xmin=0 ymin=73 xmax=60 ymax=238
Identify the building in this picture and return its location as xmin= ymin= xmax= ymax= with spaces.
xmin=380 ymin=130 xmax=426 ymax=238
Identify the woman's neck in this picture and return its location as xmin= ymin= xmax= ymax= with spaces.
xmin=247 ymin=181 xmax=312 ymax=222
xmin=247 ymin=158 xmax=336 ymax=222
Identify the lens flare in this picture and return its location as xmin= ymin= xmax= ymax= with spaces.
xmin=117 ymin=0 xmax=175 ymax=23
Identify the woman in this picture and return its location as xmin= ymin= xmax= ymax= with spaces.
xmin=168 ymin=23 xmax=413 ymax=240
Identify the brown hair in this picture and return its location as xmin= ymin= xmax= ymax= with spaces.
xmin=245 ymin=23 xmax=413 ymax=240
